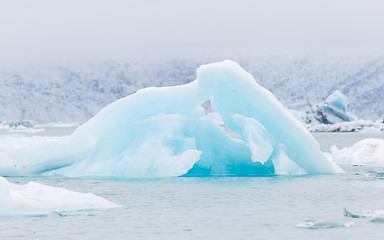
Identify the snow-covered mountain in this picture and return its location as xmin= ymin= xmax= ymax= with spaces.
xmin=239 ymin=56 xmax=384 ymax=121
xmin=0 ymin=56 xmax=383 ymax=123
xmin=0 ymin=60 xmax=200 ymax=123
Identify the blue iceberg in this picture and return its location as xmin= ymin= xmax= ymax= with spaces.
xmin=0 ymin=60 xmax=342 ymax=177
xmin=314 ymin=90 xmax=358 ymax=124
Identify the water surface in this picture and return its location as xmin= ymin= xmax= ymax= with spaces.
xmin=1 ymin=132 xmax=384 ymax=240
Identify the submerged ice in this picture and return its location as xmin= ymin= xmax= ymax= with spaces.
xmin=0 ymin=60 xmax=342 ymax=178
xmin=0 ymin=177 xmax=120 ymax=216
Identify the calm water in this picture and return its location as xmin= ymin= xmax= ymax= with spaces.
xmin=1 ymin=132 xmax=384 ymax=240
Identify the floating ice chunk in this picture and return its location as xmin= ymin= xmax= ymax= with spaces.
xmin=331 ymin=138 xmax=384 ymax=166
xmin=0 ymin=60 xmax=342 ymax=177
xmin=344 ymin=208 xmax=384 ymax=223
xmin=296 ymin=218 xmax=355 ymax=229
xmin=0 ymin=177 xmax=120 ymax=216
xmin=310 ymin=90 xmax=358 ymax=125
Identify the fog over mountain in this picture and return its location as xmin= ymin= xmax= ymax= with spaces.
xmin=1 ymin=1 xmax=383 ymax=123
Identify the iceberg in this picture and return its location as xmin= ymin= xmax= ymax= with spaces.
xmin=0 ymin=176 xmax=120 ymax=216
xmin=331 ymin=138 xmax=384 ymax=166
xmin=312 ymin=90 xmax=358 ymax=124
xmin=0 ymin=60 xmax=342 ymax=177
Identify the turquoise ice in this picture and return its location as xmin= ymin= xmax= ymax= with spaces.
xmin=315 ymin=90 xmax=358 ymax=124
xmin=0 ymin=60 xmax=342 ymax=177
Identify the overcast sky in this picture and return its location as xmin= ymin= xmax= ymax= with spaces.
xmin=0 ymin=0 xmax=383 ymax=62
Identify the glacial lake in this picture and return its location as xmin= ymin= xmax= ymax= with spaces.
xmin=1 ymin=130 xmax=384 ymax=240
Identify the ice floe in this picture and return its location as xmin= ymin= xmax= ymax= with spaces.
xmin=0 ymin=177 xmax=120 ymax=216
xmin=331 ymin=138 xmax=384 ymax=166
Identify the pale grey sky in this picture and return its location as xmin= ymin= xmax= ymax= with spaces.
xmin=0 ymin=0 xmax=383 ymax=62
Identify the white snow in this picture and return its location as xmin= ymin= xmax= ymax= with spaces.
xmin=0 ymin=60 xmax=342 ymax=178
xmin=0 ymin=177 xmax=120 ymax=216
xmin=331 ymin=138 xmax=384 ymax=166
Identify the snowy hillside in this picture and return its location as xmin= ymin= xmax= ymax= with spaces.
xmin=239 ymin=56 xmax=384 ymax=121
xmin=0 ymin=55 xmax=383 ymax=123
xmin=0 ymin=60 xmax=200 ymax=123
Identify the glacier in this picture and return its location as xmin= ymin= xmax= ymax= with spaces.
xmin=0 ymin=60 xmax=342 ymax=178
xmin=0 ymin=176 xmax=120 ymax=216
